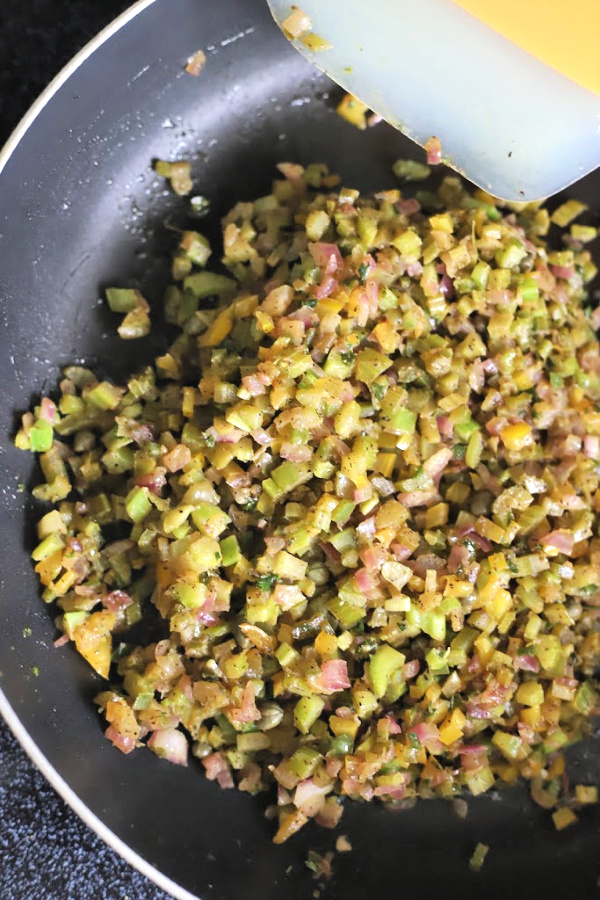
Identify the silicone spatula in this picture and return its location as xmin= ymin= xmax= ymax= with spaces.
xmin=267 ymin=0 xmax=600 ymax=201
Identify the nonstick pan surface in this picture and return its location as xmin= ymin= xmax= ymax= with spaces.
xmin=2 ymin=1 xmax=600 ymax=898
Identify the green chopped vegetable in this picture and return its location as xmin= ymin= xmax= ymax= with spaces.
xmin=469 ymin=842 xmax=489 ymax=872
xmin=392 ymin=158 xmax=431 ymax=182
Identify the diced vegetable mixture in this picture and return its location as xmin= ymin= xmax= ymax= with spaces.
xmin=16 ymin=161 xmax=600 ymax=842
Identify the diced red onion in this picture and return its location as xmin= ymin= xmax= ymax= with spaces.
xmin=356 ymin=517 xmax=377 ymax=542
xmin=550 ymin=264 xmax=575 ymax=280
xmin=321 ymin=542 xmax=342 ymax=565
xmin=437 ymin=415 xmax=453 ymax=438
xmin=470 ymin=532 xmax=493 ymax=553
xmin=278 ymin=785 xmax=292 ymax=806
xmin=105 ymin=725 xmax=137 ymax=755
xmin=314 ymin=798 xmax=344 ymax=829
xmin=311 ymin=659 xmax=351 ymax=694
xmin=481 ymin=359 xmax=498 ymax=375
xmin=315 ymin=274 xmax=337 ymax=299
xmin=325 ymin=756 xmax=343 ymax=778
xmin=294 ymin=778 xmax=332 ymax=817
xmin=203 ymin=752 xmax=234 ymax=788
xmin=130 ymin=424 xmax=154 ymax=445
xmin=517 ymin=722 xmax=537 ymax=745
xmin=163 ymin=444 xmax=192 ymax=473
xmin=252 ymin=428 xmax=272 ymax=446
xmin=341 ymin=778 xmax=374 ymax=801
xmin=357 ymin=290 xmax=370 ymax=327
xmin=374 ymin=784 xmax=407 ymax=800
xmin=273 ymin=583 xmax=304 ymax=610
xmin=371 ymin=475 xmax=395 ymax=497
xmin=309 ymin=241 xmax=343 ymax=274
xmin=397 ymin=489 xmax=440 ymax=508
xmin=398 ymin=197 xmax=421 ymax=216
xmin=485 ymin=289 xmax=511 ymax=305
xmin=402 ymin=659 xmax=420 ymax=680
xmin=391 ymin=543 xmax=413 ymax=562
xmin=39 ymin=397 xmax=56 ymax=423
xmin=384 ymin=714 xmax=403 ymax=734
xmin=242 ymin=373 xmax=268 ymax=397
xmin=514 ymin=654 xmax=540 ymax=673
xmin=135 ymin=471 xmax=166 ymax=495
xmin=148 ymin=728 xmax=188 ymax=765
xmin=230 ymin=681 xmax=262 ymax=725
xmin=103 ymin=590 xmax=133 ymax=612
xmin=540 ymin=530 xmax=574 ymax=555
xmin=354 ymin=567 xmax=378 ymax=594
xmin=360 ymin=545 xmax=385 ymax=571
xmin=459 ymin=743 xmax=488 ymax=755
xmin=205 ymin=424 xmax=245 ymax=444
xmin=264 ymin=535 xmax=286 ymax=555
xmin=424 ymin=136 xmax=443 ymax=165
xmin=423 ymin=447 xmax=453 ymax=481
xmin=280 ymin=442 xmax=312 ymax=462
xmin=365 ymin=278 xmax=379 ymax=306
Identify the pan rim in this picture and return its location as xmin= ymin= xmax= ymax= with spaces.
xmin=0 ymin=1 xmax=200 ymax=897
xmin=0 ymin=0 xmax=155 ymax=177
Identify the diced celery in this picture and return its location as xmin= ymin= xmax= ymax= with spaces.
xmin=271 ymin=461 xmax=310 ymax=493
xmin=62 ymin=610 xmax=88 ymax=640
xmin=492 ymin=731 xmax=526 ymax=761
xmin=289 ymin=746 xmax=321 ymax=779
xmin=183 ymin=271 xmax=236 ymax=298
xmin=220 ymin=535 xmax=241 ymax=567
xmin=32 ymin=532 xmax=65 ymax=562
xmin=275 ymin=642 xmax=299 ymax=668
xmin=170 ymin=581 xmax=208 ymax=610
xmin=329 ymin=529 xmax=356 ymax=553
xmin=392 ymin=158 xmax=430 ymax=182
xmin=352 ymin=689 xmax=378 ymax=718
xmin=180 ymin=231 xmax=211 ymax=267
xmin=454 ymin=418 xmax=479 ymax=442
xmin=294 ymin=696 xmax=325 ymax=734
xmin=329 ymin=734 xmax=354 ymax=756
xmin=464 ymin=766 xmax=495 ymax=796
xmin=470 ymin=261 xmax=490 ymax=290
xmin=534 ymin=634 xmax=563 ymax=673
xmin=574 ymin=681 xmax=597 ymax=715
xmin=125 ymin=486 xmax=152 ymax=523
xmin=106 ymin=288 xmax=140 ymax=312
xmin=384 ymin=406 xmax=416 ymax=435
xmin=87 ymin=382 xmax=122 ymax=410
xmin=327 ymin=597 xmax=366 ymax=628
xmin=408 ymin=607 xmax=446 ymax=642
xmin=426 ymin=647 xmax=449 ymax=675
xmin=469 ymin=843 xmax=489 ymax=872
xmin=368 ymin=644 xmax=406 ymax=698
xmin=356 ymin=348 xmax=392 ymax=383
xmin=29 ymin=419 xmax=54 ymax=452
xmin=495 ymin=238 xmax=527 ymax=269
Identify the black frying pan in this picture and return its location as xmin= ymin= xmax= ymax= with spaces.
xmin=2 ymin=1 xmax=600 ymax=898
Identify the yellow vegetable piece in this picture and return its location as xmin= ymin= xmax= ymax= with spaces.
xmin=198 ymin=308 xmax=233 ymax=347
xmin=552 ymin=807 xmax=578 ymax=831
xmin=73 ymin=610 xmax=116 ymax=679
xmin=337 ymin=93 xmax=368 ymax=129
xmin=500 ymin=422 xmax=533 ymax=452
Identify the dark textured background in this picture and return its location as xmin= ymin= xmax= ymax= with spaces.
xmin=0 ymin=1 xmax=169 ymax=897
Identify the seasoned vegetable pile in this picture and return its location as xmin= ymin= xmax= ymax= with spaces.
xmin=17 ymin=162 xmax=600 ymax=841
